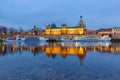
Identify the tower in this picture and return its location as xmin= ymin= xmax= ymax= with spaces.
xmin=77 ymin=16 xmax=86 ymax=34
xmin=78 ymin=16 xmax=86 ymax=28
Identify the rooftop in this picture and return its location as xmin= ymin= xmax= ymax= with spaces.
xmin=113 ymin=27 xmax=120 ymax=29
xmin=51 ymin=26 xmax=79 ymax=29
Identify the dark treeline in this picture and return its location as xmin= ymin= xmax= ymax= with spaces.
xmin=0 ymin=25 xmax=44 ymax=35
xmin=0 ymin=25 xmax=24 ymax=35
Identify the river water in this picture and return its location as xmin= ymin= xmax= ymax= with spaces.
xmin=0 ymin=41 xmax=120 ymax=80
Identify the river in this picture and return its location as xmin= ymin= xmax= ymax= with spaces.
xmin=0 ymin=41 xmax=120 ymax=80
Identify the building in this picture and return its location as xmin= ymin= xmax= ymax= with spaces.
xmin=97 ymin=28 xmax=113 ymax=35
xmin=28 ymin=25 xmax=44 ymax=35
xmin=45 ymin=16 xmax=86 ymax=35
xmin=85 ymin=30 xmax=97 ymax=34
xmin=112 ymin=27 xmax=120 ymax=34
xmin=9 ymin=27 xmax=18 ymax=35
xmin=0 ymin=26 xmax=7 ymax=35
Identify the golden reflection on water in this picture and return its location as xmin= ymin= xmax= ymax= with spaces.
xmin=0 ymin=42 xmax=120 ymax=64
xmin=1 ymin=42 xmax=120 ymax=54
xmin=0 ymin=42 xmax=120 ymax=54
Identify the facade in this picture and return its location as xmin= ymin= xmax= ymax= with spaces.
xmin=112 ymin=27 xmax=120 ymax=34
xmin=0 ymin=26 xmax=7 ymax=35
xmin=97 ymin=28 xmax=113 ymax=35
xmin=45 ymin=16 xmax=86 ymax=35
xmin=28 ymin=26 xmax=44 ymax=35
xmin=9 ymin=28 xmax=18 ymax=35
xmin=85 ymin=30 xmax=97 ymax=34
xmin=97 ymin=27 xmax=120 ymax=35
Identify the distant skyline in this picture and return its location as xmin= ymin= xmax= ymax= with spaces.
xmin=0 ymin=0 xmax=120 ymax=30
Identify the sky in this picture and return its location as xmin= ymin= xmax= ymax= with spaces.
xmin=0 ymin=0 xmax=120 ymax=30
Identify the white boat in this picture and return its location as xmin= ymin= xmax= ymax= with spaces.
xmin=39 ymin=37 xmax=48 ymax=41
xmin=100 ymin=36 xmax=111 ymax=41
xmin=79 ymin=37 xmax=100 ymax=42
xmin=79 ymin=36 xmax=111 ymax=42
xmin=4 ymin=36 xmax=25 ymax=42
xmin=57 ymin=36 xmax=111 ymax=42
xmin=25 ymin=36 xmax=40 ymax=41
xmin=25 ymin=36 xmax=48 ymax=42
xmin=56 ymin=36 xmax=78 ymax=42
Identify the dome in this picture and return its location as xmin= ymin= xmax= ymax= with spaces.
xmin=51 ymin=23 xmax=57 ymax=28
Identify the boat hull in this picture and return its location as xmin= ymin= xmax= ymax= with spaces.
xmin=4 ymin=40 xmax=25 ymax=42
xmin=57 ymin=37 xmax=111 ymax=42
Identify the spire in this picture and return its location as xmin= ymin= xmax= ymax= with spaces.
xmin=78 ymin=16 xmax=85 ymax=28
xmin=80 ymin=16 xmax=82 ymax=20
xmin=34 ymin=25 xmax=36 ymax=29
xmin=80 ymin=16 xmax=83 ymax=23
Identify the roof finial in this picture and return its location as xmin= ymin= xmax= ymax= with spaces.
xmin=80 ymin=16 xmax=82 ymax=19
xmin=34 ymin=25 xmax=36 ymax=29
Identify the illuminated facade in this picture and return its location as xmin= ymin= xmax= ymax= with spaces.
xmin=97 ymin=28 xmax=113 ymax=35
xmin=45 ymin=16 xmax=86 ymax=35
xmin=28 ymin=25 xmax=45 ymax=35
xmin=85 ymin=30 xmax=97 ymax=34
xmin=112 ymin=27 xmax=120 ymax=34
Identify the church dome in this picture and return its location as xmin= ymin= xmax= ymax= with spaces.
xmin=51 ymin=23 xmax=57 ymax=28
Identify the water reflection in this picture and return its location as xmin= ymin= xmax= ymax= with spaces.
xmin=0 ymin=41 xmax=120 ymax=64
xmin=1 ymin=41 xmax=120 ymax=80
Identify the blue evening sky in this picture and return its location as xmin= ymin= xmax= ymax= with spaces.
xmin=0 ymin=0 xmax=120 ymax=30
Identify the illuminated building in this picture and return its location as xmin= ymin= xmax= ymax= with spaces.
xmin=0 ymin=26 xmax=7 ymax=35
xmin=97 ymin=28 xmax=113 ymax=35
xmin=112 ymin=27 xmax=120 ymax=34
xmin=28 ymin=25 xmax=44 ymax=35
xmin=85 ymin=30 xmax=97 ymax=34
xmin=45 ymin=16 xmax=86 ymax=35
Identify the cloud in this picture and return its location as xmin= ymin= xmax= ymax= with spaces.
xmin=0 ymin=0 xmax=120 ymax=30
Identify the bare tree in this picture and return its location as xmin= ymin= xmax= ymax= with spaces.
xmin=9 ymin=27 xmax=18 ymax=35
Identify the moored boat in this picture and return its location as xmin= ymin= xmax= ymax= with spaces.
xmin=24 ymin=36 xmax=39 ymax=41
xmin=100 ymin=36 xmax=111 ymax=41
xmin=56 ymin=36 xmax=111 ymax=42
xmin=56 ymin=36 xmax=79 ymax=42
xmin=4 ymin=36 xmax=25 ymax=42
xmin=25 ymin=36 xmax=48 ymax=42
xmin=79 ymin=38 xmax=100 ymax=42
xmin=39 ymin=37 xmax=48 ymax=41
xmin=79 ymin=36 xmax=111 ymax=42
